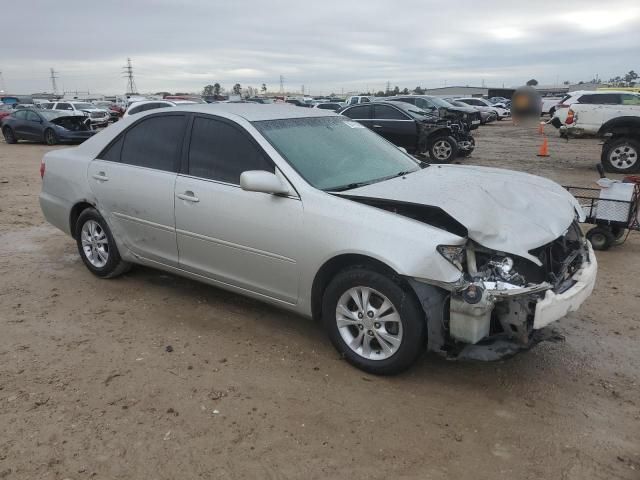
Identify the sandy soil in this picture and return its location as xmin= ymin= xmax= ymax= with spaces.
xmin=0 ymin=122 xmax=638 ymax=479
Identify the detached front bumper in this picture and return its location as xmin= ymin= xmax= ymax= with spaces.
xmin=533 ymin=243 xmax=597 ymax=328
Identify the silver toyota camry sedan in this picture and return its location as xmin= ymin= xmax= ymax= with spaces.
xmin=39 ymin=104 xmax=597 ymax=374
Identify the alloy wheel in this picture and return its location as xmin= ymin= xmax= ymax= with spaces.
xmin=335 ymin=286 xmax=403 ymax=360
xmin=81 ymin=220 xmax=109 ymax=268
xmin=433 ymin=140 xmax=453 ymax=160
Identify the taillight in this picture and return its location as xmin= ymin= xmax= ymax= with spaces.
xmin=565 ymin=109 xmax=575 ymax=125
xmin=40 ymin=159 xmax=45 ymax=179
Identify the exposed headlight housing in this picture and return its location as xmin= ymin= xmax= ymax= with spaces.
xmin=437 ymin=245 xmax=466 ymax=271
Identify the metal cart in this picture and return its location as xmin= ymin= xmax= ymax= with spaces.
xmin=564 ymin=167 xmax=640 ymax=251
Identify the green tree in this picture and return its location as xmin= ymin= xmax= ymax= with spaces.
xmin=624 ymin=70 xmax=638 ymax=85
xmin=202 ymin=84 xmax=214 ymax=96
xmin=375 ymin=90 xmax=386 ymax=97
xmin=413 ymin=86 xmax=425 ymax=94
xmin=526 ymin=79 xmax=539 ymax=86
xmin=401 ymin=87 xmax=409 ymax=94
xmin=261 ymin=83 xmax=267 ymax=93
xmin=233 ymin=83 xmax=242 ymax=94
xmin=393 ymin=86 xmax=400 ymax=95
xmin=213 ymin=83 xmax=221 ymax=96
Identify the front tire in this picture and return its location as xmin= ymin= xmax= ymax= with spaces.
xmin=322 ymin=268 xmax=425 ymax=375
xmin=428 ymin=135 xmax=458 ymax=163
xmin=601 ymin=137 xmax=640 ymax=173
xmin=44 ymin=128 xmax=58 ymax=145
xmin=75 ymin=208 xmax=131 ymax=278
xmin=3 ymin=127 xmax=17 ymax=144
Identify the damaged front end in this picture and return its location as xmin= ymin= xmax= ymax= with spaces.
xmin=416 ymin=222 xmax=597 ymax=360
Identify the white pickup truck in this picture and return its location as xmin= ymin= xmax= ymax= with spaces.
xmin=563 ymin=104 xmax=640 ymax=173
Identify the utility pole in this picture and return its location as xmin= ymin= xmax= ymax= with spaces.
xmin=0 ymin=71 xmax=5 ymax=92
xmin=122 ymin=58 xmax=138 ymax=94
xmin=301 ymin=85 xmax=304 ymax=95
xmin=49 ymin=68 xmax=59 ymax=95
xmin=279 ymin=75 xmax=284 ymax=94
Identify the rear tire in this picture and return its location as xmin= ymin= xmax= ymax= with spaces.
xmin=75 ymin=208 xmax=131 ymax=278
xmin=601 ymin=137 xmax=640 ymax=173
xmin=322 ymin=268 xmax=426 ymax=375
xmin=586 ymin=226 xmax=615 ymax=251
xmin=3 ymin=127 xmax=17 ymax=144
xmin=428 ymin=135 xmax=458 ymax=163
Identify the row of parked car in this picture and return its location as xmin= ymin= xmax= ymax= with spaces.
xmin=3 ymin=93 xmax=506 ymax=164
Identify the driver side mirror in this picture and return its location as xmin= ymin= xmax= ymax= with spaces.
xmin=240 ymin=170 xmax=290 ymax=195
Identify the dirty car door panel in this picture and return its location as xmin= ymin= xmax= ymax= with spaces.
xmin=88 ymin=114 xmax=186 ymax=266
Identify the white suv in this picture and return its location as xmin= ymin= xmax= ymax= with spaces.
xmin=51 ymin=101 xmax=110 ymax=127
xmin=550 ymin=91 xmax=640 ymax=128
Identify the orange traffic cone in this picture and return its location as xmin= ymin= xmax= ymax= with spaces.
xmin=537 ymin=137 xmax=550 ymax=157
xmin=537 ymin=122 xmax=545 ymax=135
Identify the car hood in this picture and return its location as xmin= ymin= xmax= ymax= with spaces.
xmin=343 ymin=164 xmax=583 ymax=264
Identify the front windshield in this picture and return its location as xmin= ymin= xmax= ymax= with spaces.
xmin=428 ymin=97 xmax=454 ymax=108
xmin=253 ymin=116 xmax=421 ymax=191
xmin=73 ymin=103 xmax=94 ymax=109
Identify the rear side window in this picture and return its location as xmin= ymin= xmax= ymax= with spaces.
xmin=342 ymin=105 xmax=372 ymax=119
xmin=99 ymin=136 xmax=124 ymax=162
xmin=374 ymin=105 xmax=409 ymax=120
xmin=26 ymin=111 xmax=40 ymax=122
xmin=119 ymin=115 xmax=185 ymax=171
xmin=187 ymin=116 xmax=273 ymax=184
xmin=128 ymin=105 xmax=144 ymax=115
xmin=579 ymin=93 xmax=619 ymax=104
xmin=13 ymin=110 xmax=27 ymax=120
xmin=56 ymin=103 xmax=72 ymax=110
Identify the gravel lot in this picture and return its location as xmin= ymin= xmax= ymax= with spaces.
xmin=1 ymin=121 xmax=638 ymax=479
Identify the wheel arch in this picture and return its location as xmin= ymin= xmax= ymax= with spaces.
xmin=69 ymin=201 xmax=97 ymax=239
xmin=598 ymin=116 xmax=640 ymax=138
xmin=310 ymin=253 xmax=413 ymax=322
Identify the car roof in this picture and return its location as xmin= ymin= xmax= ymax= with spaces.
xmin=570 ymin=90 xmax=636 ymax=96
xmin=167 ymin=103 xmax=338 ymax=121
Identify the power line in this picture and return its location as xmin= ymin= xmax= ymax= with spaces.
xmin=50 ymin=68 xmax=59 ymax=95
xmin=122 ymin=58 xmax=138 ymax=94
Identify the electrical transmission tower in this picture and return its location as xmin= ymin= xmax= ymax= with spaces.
xmin=49 ymin=68 xmax=59 ymax=95
xmin=279 ymin=75 xmax=284 ymax=94
xmin=122 ymin=58 xmax=138 ymax=94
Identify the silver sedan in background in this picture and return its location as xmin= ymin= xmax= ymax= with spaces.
xmin=39 ymin=104 xmax=596 ymax=374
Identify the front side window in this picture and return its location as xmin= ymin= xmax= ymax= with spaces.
xmin=13 ymin=110 xmax=27 ymax=120
xmin=56 ymin=103 xmax=72 ymax=110
xmin=620 ymin=94 xmax=640 ymax=105
xmin=26 ymin=111 xmax=40 ymax=122
xmin=254 ymin=116 xmax=420 ymax=191
xmin=374 ymin=105 xmax=409 ymax=120
xmin=119 ymin=115 xmax=185 ymax=171
xmin=188 ymin=117 xmax=273 ymax=184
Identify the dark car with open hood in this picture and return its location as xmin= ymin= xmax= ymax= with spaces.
xmin=381 ymin=95 xmax=482 ymax=130
xmin=2 ymin=109 xmax=96 ymax=145
xmin=341 ymin=100 xmax=475 ymax=163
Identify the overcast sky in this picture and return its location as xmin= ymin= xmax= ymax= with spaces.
xmin=1 ymin=0 xmax=639 ymax=95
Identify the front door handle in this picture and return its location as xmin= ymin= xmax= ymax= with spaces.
xmin=92 ymin=171 xmax=109 ymax=181
xmin=176 ymin=191 xmax=200 ymax=203
xmin=373 ymin=124 xmax=383 ymax=128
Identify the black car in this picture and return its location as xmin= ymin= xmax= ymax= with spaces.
xmin=1 ymin=109 xmax=96 ymax=145
xmin=341 ymin=101 xmax=475 ymax=162
xmin=247 ymin=97 xmax=274 ymax=104
xmin=384 ymin=95 xmax=482 ymax=130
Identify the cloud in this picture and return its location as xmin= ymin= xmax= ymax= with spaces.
xmin=0 ymin=0 xmax=638 ymax=95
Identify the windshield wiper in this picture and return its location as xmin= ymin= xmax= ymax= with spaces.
xmin=328 ymin=170 xmax=418 ymax=192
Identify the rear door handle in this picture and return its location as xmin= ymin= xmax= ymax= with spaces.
xmin=92 ymin=171 xmax=108 ymax=181
xmin=176 ymin=191 xmax=200 ymax=203
xmin=373 ymin=124 xmax=383 ymax=128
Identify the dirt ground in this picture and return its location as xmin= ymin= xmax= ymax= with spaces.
xmin=1 ymin=122 xmax=639 ymax=480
